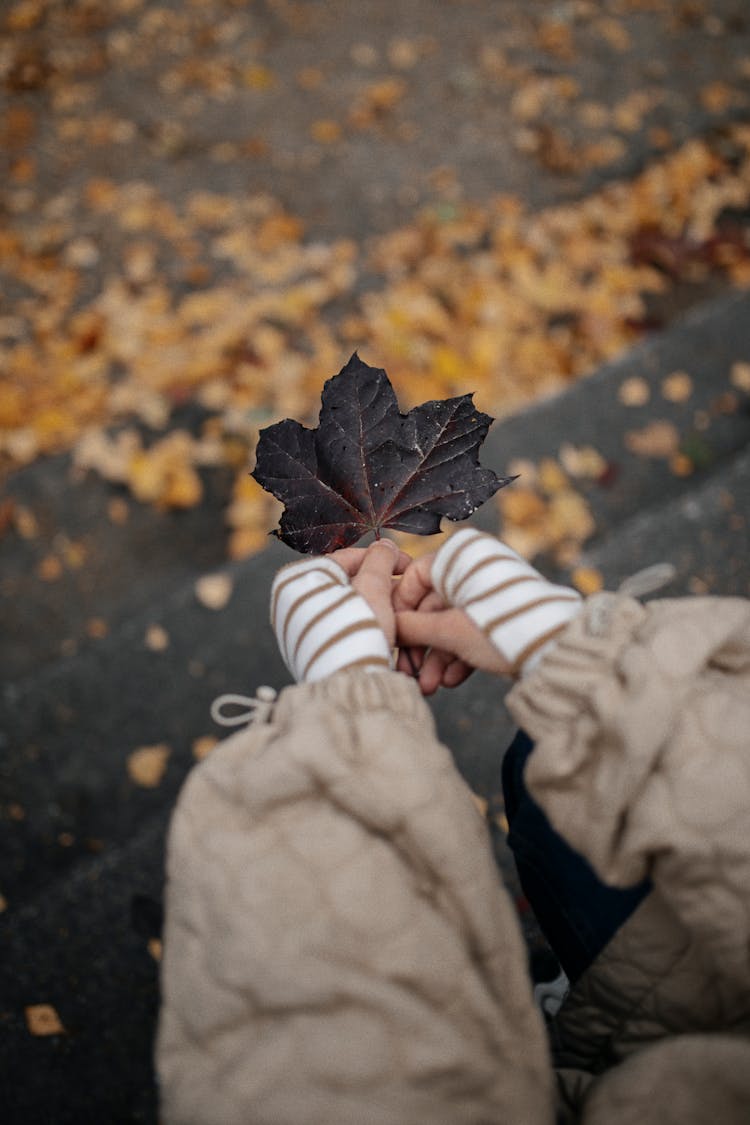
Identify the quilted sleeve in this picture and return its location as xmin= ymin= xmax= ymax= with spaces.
xmin=156 ymin=669 xmax=554 ymax=1125
xmin=507 ymin=594 xmax=750 ymax=986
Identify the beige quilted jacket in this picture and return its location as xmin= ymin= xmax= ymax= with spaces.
xmin=157 ymin=594 xmax=750 ymax=1124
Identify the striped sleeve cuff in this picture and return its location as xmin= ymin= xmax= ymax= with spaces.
xmin=432 ymin=529 xmax=582 ymax=676
xmin=270 ymin=557 xmax=393 ymax=683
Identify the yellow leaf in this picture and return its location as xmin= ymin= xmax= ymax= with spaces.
xmin=192 ymin=735 xmax=219 ymax=761
xmin=161 ymin=464 xmax=203 ymax=509
xmin=499 ymin=487 xmax=547 ymax=526
xmin=38 ymin=555 xmax=63 ymax=582
xmin=625 ymin=420 xmax=680 ymax=458
xmin=558 ymin=443 xmax=607 ymax=479
xmin=127 ymin=744 xmax=170 ymax=789
xmin=310 ymin=119 xmax=342 ymax=144
xmin=730 ymin=361 xmax=750 ymax=392
xmin=537 ymin=458 xmax=569 ymax=496
xmin=595 ymin=17 xmax=632 ymax=52
xmin=14 ymin=505 xmax=39 ymax=539
xmin=388 ymin=38 xmax=420 ymax=69
xmin=243 ymin=65 xmax=276 ymax=90
xmin=107 ymin=498 xmax=130 ymax=525
xmin=296 ymin=67 xmax=325 ymax=90
xmin=144 ymin=624 xmax=170 ymax=652
xmin=63 ymin=539 xmax=87 ymax=569
xmin=571 ymin=566 xmax=604 ymax=595
xmin=493 ymin=810 xmax=510 ymax=835
xmin=547 ymin=491 xmax=595 ymax=546
xmin=470 ymin=791 xmax=489 ymax=818
xmin=128 ymin=452 xmax=163 ymax=504
xmin=195 ymin=573 xmax=233 ymax=610
xmin=7 ymin=1 xmax=45 ymax=32
xmin=33 ymin=408 xmax=77 ymax=449
xmin=228 ymin=527 xmax=268 ymax=560
xmin=0 ymin=385 xmax=26 ymax=428
xmin=618 ymin=376 xmax=651 ymax=406
xmin=670 ymin=453 xmax=694 ymax=477
xmin=390 ymin=528 xmax=451 ymax=559
xmin=700 ymin=82 xmax=734 ymax=113
xmin=661 ymin=371 xmax=693 ymax=402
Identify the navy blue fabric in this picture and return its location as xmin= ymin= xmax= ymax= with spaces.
xmin=502 ymin=729 xmax=652 ymax=982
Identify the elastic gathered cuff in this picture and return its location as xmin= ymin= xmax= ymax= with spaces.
xmin=505 ymin=594 xmax=657 ymax=885
xmin=273 ymin=666 xmax=434 ymax=729
xmin=507 ymin=594 xmax=648 ymax=735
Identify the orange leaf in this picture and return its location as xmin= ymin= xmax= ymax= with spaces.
xmin=26 ymin=1004 xmax=65 ymax=1036
xmin=624 ymin=420 xmax=680 ymax=458
xmin=127 ymin=744 xmax=170 ymax=789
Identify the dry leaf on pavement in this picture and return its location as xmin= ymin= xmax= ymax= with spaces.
xmin=730 ymin=361 xmax=750 ymax=392
xmin=618 ymin=376 xmax=651 ymax=406
xmin=661 ymin=371 xmax=693 ymax=402
xmin=571 ymin=566 xmax=605 ymax=595
xmin=25 ymin=1005 xmax=65 ymax=1036
xmin=624 ymin=420 xmax=680 ymax=458
xmin=127 ymin=744 xmax=170 ymax=788
xmin=144 ymin=624 xmax=170 ymax=651
xmin=195 ymin=573 xmax=233 ymax=610
xmin=192 ymin=736 xmax=219 ymax=761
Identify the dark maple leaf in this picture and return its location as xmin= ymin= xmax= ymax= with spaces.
xmin=252 ymin=353 xmax=514 ymax=554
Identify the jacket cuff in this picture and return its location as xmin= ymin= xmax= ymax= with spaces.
xmin=273 ymin=666 xmax=434 ymax=729
xmin=507 ymin=594 xmax=648 ymax=736
xmin=505 ymin=594 xmax=651 ymax=884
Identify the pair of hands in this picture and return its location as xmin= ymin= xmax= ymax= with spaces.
xmin=329 ymin=538 xmax=512 ymax=694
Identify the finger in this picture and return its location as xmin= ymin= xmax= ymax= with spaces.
xmin=398 ymin=589 xmax=446 ymax=679
xmin=392 ymin=555 xmax=435 ymax=612
xmin=352 ymin=541 xmax=404 ymax=636
xmin=396 ymin=607 xmax=466 ymax=651
xmin=327 ymin=547 xmax=367 ymax=579
xmin=419 ymin=648 xmax=453 ymax=696
xmin=330 ymin=542 xmax=411 ymax=580
xmin=416 ymin=590 xmax=445 ymax=614
xmin=442 ymin=658 xmax=473 ymax=688
xmin=355 ymin=538 xmax=402 ymax=586
xmin=396 ymin=644 xmax=426 ymax=677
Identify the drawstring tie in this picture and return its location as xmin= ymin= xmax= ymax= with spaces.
xmin=588 ymin=562 xmax=677 ymax=637
xmin=210 ymin=686 xmax=278 ymax=728
xmin=616 ymin=562 xmax=677 ymax=599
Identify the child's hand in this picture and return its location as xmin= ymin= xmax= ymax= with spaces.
xmin=393 ymin=552 xmax=511 ymax=694
xmin=394 ymin=530 xmax=582 ymax=690
xmin=270 ymin=540 xmax=410 ymax=683
xmin=329 ymin=539 xmax=411 ymax=649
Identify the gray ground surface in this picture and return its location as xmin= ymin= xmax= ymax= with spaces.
xmin=1 ymin=1 xmax=750 ymax=1122
xmin=2 ymin=290 xmax=748 ymax=1124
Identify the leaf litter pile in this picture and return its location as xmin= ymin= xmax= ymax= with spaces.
xmin=3 ymin=127 xmax=750 ymax=564
xmin=3 ymin=0 xmax=750 ymax=572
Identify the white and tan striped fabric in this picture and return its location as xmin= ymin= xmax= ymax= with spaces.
xmin=432 ymin=529 xmax=582 ymax=675
xmin=271 ymin=557 xmax=393 ymax=683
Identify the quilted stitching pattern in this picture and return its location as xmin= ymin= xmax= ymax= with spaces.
xmin=157 ymin=670 xmax=554 ymax=1125
xmin=580 ymin=1034 xmax=750 ymax=1124
xmin=508 ymin=596 xmax=750 ymax=1076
